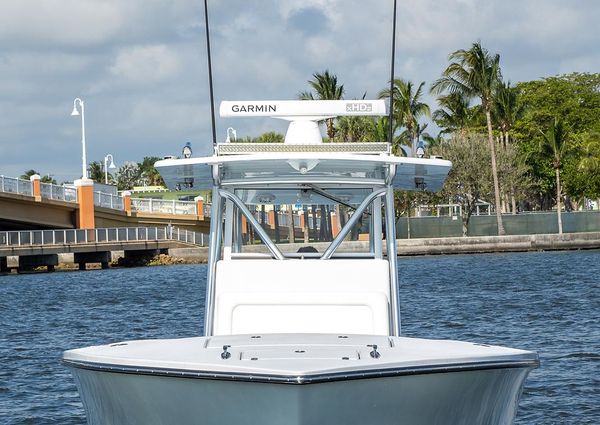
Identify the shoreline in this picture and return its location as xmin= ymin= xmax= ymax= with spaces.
xmin=394 ymin=231 xmax=600 ymax=255
xmin=2 ymin=232 xmax=598 ymax=274
xmin=173 ymin=231 xmax=600 ymax=260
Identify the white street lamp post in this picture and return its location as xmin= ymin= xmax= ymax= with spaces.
xmin=71 ymin=98 xmax=87 ymax=179
xmin=104 ymin=154 xmax=116 ymax=184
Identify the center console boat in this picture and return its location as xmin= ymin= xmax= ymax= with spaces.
xmin=64 ymin=99 xmax=538 ymax=424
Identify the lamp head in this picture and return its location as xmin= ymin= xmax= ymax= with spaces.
xmin=226 ymin=127 xmax=237 ymax=143
xmin=71 ymin=98 xmax=83 ymax=116
xmin=108 ymin=159 xmax=116 ymax=169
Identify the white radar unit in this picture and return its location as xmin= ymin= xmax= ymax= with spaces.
xmin=219 ymin=100 xmax=387 ymax=144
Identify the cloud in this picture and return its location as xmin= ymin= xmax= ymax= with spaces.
xmin=1 ymin=0 xmax=600 ymax=181
xmin=0 ymin=0 xmax=123 ymax=48
xmin=287 ymin=7 xmax=331 ymax=35
xmin=109 ymin=45 xmax=182 ymax=84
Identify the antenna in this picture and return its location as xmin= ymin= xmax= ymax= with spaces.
xmin=203 ymin=0 xmax=217 ymax=148
xmin=388 ymin=0 xmax=398 ymax=147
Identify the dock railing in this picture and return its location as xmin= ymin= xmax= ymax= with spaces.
xmin=41 ymin=183 xmax=78 ymax=202
xmin=0 ymin=227 xmax=207 ymax=247
xmin=94 ymin=191 xmax=124 ymax=210
xmin=130 ymin=198 xmax=197 ymax=215
xmin=0 ymin=175 xmax=33 ymax=196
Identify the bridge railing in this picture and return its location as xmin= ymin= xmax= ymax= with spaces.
xmin=0 ymin=175 xmax=33 ymax=196
xmin=94 ymin=191 xmax=124 ymax=210
xmin=0 ymin=227 xmax=207 ymax=247
xmin=131 ymin=198 xmax=197 ymax=215
xmin=41 ymin=183 xmax=78 ymax=203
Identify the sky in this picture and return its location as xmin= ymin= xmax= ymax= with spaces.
xmin=1 ymin=0 xmax=599 ymax=182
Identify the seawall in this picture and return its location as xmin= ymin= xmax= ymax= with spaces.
xmin=394 ymin=232 xmax=600 ymax=255
xmin=168 ymin=231 xmax=600 ymax=261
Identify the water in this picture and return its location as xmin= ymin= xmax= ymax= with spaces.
xmin=0 ymin=250 xmax=598 ymax=424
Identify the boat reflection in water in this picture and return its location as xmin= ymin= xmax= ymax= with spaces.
xmin=64 ymin=100 xmax=538 ymax=424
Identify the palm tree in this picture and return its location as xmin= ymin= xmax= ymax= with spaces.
xmin=88 ymin=161 xmax=104 ymax=183
xmin=432 ymin=92 xmax=472 ymax=136
xmin=494 ymin=81 xmax=525 ymax=213
xmin=138 ymin=157 xmax=165 ymax=186
xmin=373 ymin=116 xmax=393 ymax=143
xmin=254 ymin=132 xmax=284 ymax=144
xmin=539 ymin=118 xmax=570 ymax=234
xmin=20 ymin=170 xmax=38 ymax=180
xmin=336 ymin=116 xmax=376 ymax=142
xmin=494 ymin=81 xmax=525 ymax=149
xmin=422 ymin=132 xmax=446 ymax=150
xmin=578 ymin=131 xmax=600 ymax=209
xmin=379 ymin=79 xmax=430 ymax=155
xmin=298 ymin=70 xmax=344 ymax=140
xmin=19 ymin=170 xmax=56 ymax=184
xmin=431 ymin=41 xmax=505 ymax=235
xmin=397 ymin=122 xmax=430 ymax=147
xmin=578 ymin=131 xmax=600 ymax=173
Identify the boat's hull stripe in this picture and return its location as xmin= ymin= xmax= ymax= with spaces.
xmin=63 ymin=358 xmax=539 ymax=385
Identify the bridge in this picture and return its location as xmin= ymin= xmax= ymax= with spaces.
xmin=0 ymin=174 xmax=210 ymax=233
xmin=0 ymin=226 xmax=206 ymax=272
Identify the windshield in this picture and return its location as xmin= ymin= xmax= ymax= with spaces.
xmin=227 ymin=186 xmax=379 ymax=257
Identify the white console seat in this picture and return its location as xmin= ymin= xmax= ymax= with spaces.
xmin=213 ymin=259 xmax=391 ymax=336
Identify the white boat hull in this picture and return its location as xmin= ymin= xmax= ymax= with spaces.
xmin=65 ymin=335 xmax=536 ymax=425
xmin=70 ymin=366 xmax=531 ymax=425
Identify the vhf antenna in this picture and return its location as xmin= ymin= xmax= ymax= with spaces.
xmin=203 ymin=0 xmax=217 ymax=148
xmin=388 ymin=0 xmax=398 ymax=148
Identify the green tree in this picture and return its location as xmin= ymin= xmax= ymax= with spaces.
xmin=436 ymin=134 xmax=493 ymax=236
xmin=40 ymin=175 xmax=56 ymax=184
xmin=20 ymin=169 xmax=38 ymax=180
xmin=379 ymin=79 xmax=430 ymax=155
xmin=422 ymin=132 xmax=446 ymax=150
xmin=88 ymin=161 xmax=104 ymax=183
xmin=431 ymin=41 xmax=505 ymax=235
xmin=298 ymin=70 xmax=345 ymax=140
xmin=513 ymin=73 xmax=600 ymax=208
xmin=397 ymin=122 xmax=431 ymax=148
xmin=254 ymin=132 xmax=284 ymax=144
xmin=116 ymin=162 xmax=142 ymax=191
xmin=493 ymin=81 xmax=526 ymax=212
xmin=516 ymin=73 xmax=600 ymax=136
xmin=496 ymin=142 xmax=533 ymax=213
xmin=20 ymin=170 xmax=56 ymax=184
xmin=338 ymin=116 xmax=404 ymax=151
xmin=539 ymin=118 xmax=570 ymax=234
xmin=494 ymin=81 xmax=525 ymax=148
xmin=138 ymin=157 xmax=165 ymax=186
xmin=336 ymin=116 xmax=377 ymax=143
xmin=578 ymin=131 xmax=600 ymax=176
xmin=577 ymin=130 xmax=600 ymax=203
xmin=432 ymin=92 xmax=474 ymax=136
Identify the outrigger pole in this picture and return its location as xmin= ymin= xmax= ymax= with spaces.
xmin=203 ymin=0 xmax=218 ymax=147
xmin=388 ymin=0 xmax=398 ymax=147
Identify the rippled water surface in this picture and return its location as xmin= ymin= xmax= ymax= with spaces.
xmin=1 ymin=250 xmax=598 ymax=424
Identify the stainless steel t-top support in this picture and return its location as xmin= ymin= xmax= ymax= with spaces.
xmin=385 ymin=185 xmax=400 ymax=336
xmin=320 ymin=188 xmax=387 ymax=260
xmin=204 ymin=184 xmax=223 ymax=336
xmin=218 ymin=189 xmax=285 ymax=260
